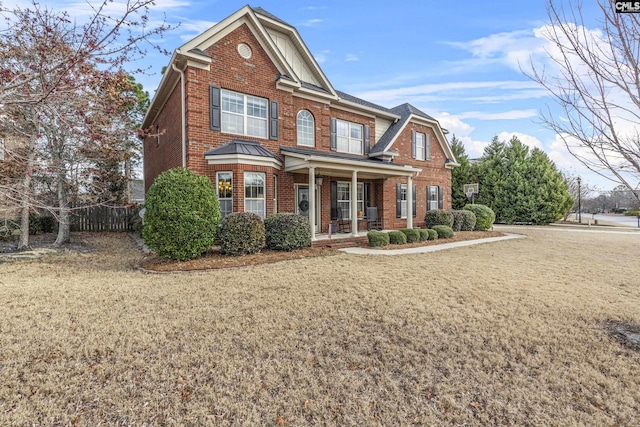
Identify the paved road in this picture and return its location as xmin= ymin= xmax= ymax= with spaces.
xmin=592 ymin=213 xmax=640 ymax=228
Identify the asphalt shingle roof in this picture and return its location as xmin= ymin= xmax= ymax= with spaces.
xmin=281 ymin=145 xmax=408 ymax=166
xmin=336 ymin=90 xmax=395 ymax=115
xmin=252 ymin=6 xmax=291 ymax=26
xmin=370 ymin=103 xmax=438 ymax=154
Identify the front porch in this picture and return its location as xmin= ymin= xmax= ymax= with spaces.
xmin=282 ymin=146 xmax=422 ymax=241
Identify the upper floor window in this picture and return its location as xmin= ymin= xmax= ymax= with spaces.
xmin=336 ymin=119 xmax=363 ymax=154
xmin=297 ymin=110 xmax=315 ymax=147
xmin=412 ymin=130 xmax=431 ymax=160
xmin=221 ymin=89 xmax=267 ymax=139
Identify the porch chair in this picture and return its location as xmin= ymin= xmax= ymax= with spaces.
xmin=366 ymin=206 xmax=384 ymax=231
xmin=335 ymin=207 xmax=352 ymax=233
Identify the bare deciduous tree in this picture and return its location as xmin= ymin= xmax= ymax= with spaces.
xmin=529 ymin=0 xmax=640 ymax=201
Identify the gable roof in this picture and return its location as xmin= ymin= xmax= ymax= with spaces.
xmin=371 ymin=103 xmax=458 ymax=166
xmin=336 ymin=90 xmax=397 ymax=117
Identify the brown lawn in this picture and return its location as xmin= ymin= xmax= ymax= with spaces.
xmin=1 ymin=228 xmax=639 ymax=425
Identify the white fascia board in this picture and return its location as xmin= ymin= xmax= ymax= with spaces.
xmin=298 ymin=87 xmax=338 ymax=101
xmin=283 ymin=151 xmax=421 ymax=177
xmin=205 ymin=154 xmax=282 ymax=170
xmin=292 ymin=91 xmax=332 ymax=105
xmin=368 ymin=150 xmax=399 ymax=158
xmin=380 ymin=114 xmax=458 ymax=165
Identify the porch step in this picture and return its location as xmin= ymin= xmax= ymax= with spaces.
xmin=312 ymin=235 xmax=369 ymax=249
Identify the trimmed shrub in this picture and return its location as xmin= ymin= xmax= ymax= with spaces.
xmin=367 ymin=230 xmax=389 ymax=247
xmin=400 ymin=228 xmax=420 ymax=243
xmin=417 ymin=229 xmax=429 ymax=241
xmin=464 ymin=204 xmax=496 ymax=231
xmin=451 ymin=209 xmax=477 ymax=231
xmin=264 ymin=213 xmax=311 ymax=251
xmin=432 ymin=225 xmax=454 ymax=239
xmin=624 ymin=210 xmax=640 ymax=216
xmin=143 ymin=168 xmax=220 ymax=261
xmin=219 ymin=212 xmax=265 ymax=256
xmin=424 ymin=209 xmax=454 ymax=228
xmin=427 ymin=228 xmax=438 ymax=240
xmin=388 ymin=230 xmax=407 ymax=245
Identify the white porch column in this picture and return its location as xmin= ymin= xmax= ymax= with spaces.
xmin=309 ymin=167 xmax=316 ymax=241
xmin=406 ymin=175 xmax=413 ymax=229
xmin=351 ymin=170 xmax=359 ymax=237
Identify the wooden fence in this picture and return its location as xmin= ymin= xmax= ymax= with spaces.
xmin=70 ymin=204 xmax=141 ymax=232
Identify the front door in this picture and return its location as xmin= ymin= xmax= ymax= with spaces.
xmin=296 ymin=184 xmax=320 ymax=232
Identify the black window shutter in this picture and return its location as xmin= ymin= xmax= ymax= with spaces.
xmin=426 ymin=135 xmax=431 ymax=159
xmin=411 ymin=130 xmax=416 ymax=158
xmin=412 ymin=184 xmax=417 ymax=217
xmin=269 ymin=101 xmax=279 ymax=140
xmin=364 ymin=125 xmax=370 ymax=155
xmin=364 ymin=183 xmax=371 ymax=211
xmin=426 ymin=186 xmax=432 ymax=211
xmin=438 ymin=186 xmax=444 ymax=209
xmin=396 ymin=184 xmax=402 ymax=218
xmin=330 ymin=118 xmax=337 ymax=151
xmin=210 ymin=86 xmax=221 ymax=131
xmin=331 ymin=181 xmax=338 ymax=220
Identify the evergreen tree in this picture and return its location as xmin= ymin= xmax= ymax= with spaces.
xmin=476 ymin=135 xmax=573 ymax=224
xmin=450 ymin=135 xmax=471 ymax=209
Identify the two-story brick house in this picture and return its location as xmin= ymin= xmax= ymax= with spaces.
xmin=142 ymin=5 xmax=458 ymax=240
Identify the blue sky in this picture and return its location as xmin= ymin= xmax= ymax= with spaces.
xmin=4 ymin=0 xmax=614 ymax=191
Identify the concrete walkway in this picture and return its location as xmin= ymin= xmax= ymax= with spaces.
xmin=340 ymin=232 xmax=525 ymax=256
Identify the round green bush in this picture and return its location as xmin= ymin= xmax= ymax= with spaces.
xmin=432 ymin=225 xmax=454 ymax=239
xmin=219 ymin=212 xmax=265 ymax=255
xmin=143 ymin=168 xmax=220 ymax=261
xmin=624 ymin=210 xmax=640 ymax=216
xmin=427 ymin=228 xmax=438 ymax=240
xmin=463 ymin=204 xmax=496 ymax=231
xmin=367 ymin=230 xmax=389 ymax=247
xmin=264 ymin=213 xmax=311 ymax=251
xmin=453 ymin=209 xmax=476 ymax=231
xmin=417 ymin=229 xmax=429 ymax=241
xmin=424 ymin=209 xmax=454 ymax=228
xmin=400 ymin=228 xmax=420 ymax=243
xmin=388 ymin=230 xmax=407 ymax=245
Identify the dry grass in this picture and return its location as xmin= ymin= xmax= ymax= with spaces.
xmin=1 ymin=228 xmax=639 ymax=425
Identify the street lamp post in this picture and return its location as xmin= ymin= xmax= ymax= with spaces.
xmin=577 ymin=177 xmax=582 ymax=223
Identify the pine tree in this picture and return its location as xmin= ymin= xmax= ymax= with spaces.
xmin=450 ymin=135 xmax=471 ymax=209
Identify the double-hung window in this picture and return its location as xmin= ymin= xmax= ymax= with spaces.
xmin=244 ymin=172 xmax=266 ymax=218
xmin=336 ymin=119 xmax=363 ymax=154
xmin=337 ymin=182 xmax=364 ymax=218
xmin=415 ymin=132 xmax=425 ymax=160
xmin=217 ymin=172 xmax=233 ymax=219
xmin=221 ymin=89 xmax=268 ymax=138
xmin=427 ymin=186 xmax=439 ymax=210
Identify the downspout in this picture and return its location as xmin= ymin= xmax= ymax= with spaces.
xmin=172 ymin=63 xmax=187 ymax=168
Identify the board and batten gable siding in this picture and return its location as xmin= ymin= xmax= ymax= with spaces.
xmin=266 ymin=28 xmax=321 ymax=86
xmin=374 ymin=117 xmax=393 ymax=144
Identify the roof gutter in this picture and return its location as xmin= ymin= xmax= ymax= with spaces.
xmin=171 ymin=62 xmax=186 ymax=168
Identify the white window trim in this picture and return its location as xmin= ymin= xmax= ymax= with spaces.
xmin=0 ymin=137 xmax=4 ymax=161
xmin=336 ymin=119 xmax=363 ymax=155
xmin=400 ymin=184 xmax=408 ymax=219
xmin=416 ymin=132 xmax=425 ymax=161
xmin=244 ymin=172 xmax=266 ymax=218
xmin=273 ymin=175 xmax=278 ymax=214
xmin=428 ymin=185 xmax=438 ymax=210
xmin=337 ymin=181 xmax=364 ymax=219
xmin=216 ymin=171 xmax=233 ymax=219
xmin=221 ymin=89 xmax=268 ymax=138
xmin=297 ymin=110 xmax=315 ymax=147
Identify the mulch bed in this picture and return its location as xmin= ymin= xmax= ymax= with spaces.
xmin=139 ymin=230 xmax=506 ymax=272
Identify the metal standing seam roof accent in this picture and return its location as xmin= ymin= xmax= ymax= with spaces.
xmin=204 ymin=139 xmax=282 ymax=160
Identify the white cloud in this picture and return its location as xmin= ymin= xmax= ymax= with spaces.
xmin=298 ymin=18 xmax=323 ymax=27
xmin=435 ymin=113 xmax=488 ymax=158
xmin=299 ymin=6 xmax=327 ymax=10
xmin=178 ymin=19 xmax=218 ymax=42
xmin=345 ymin=53 xmax=359 ymax=62
xmin=314 ymin=49 xmax=331 ymax=64
xmin=457 ymin=109 xmax=538 ymax=120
